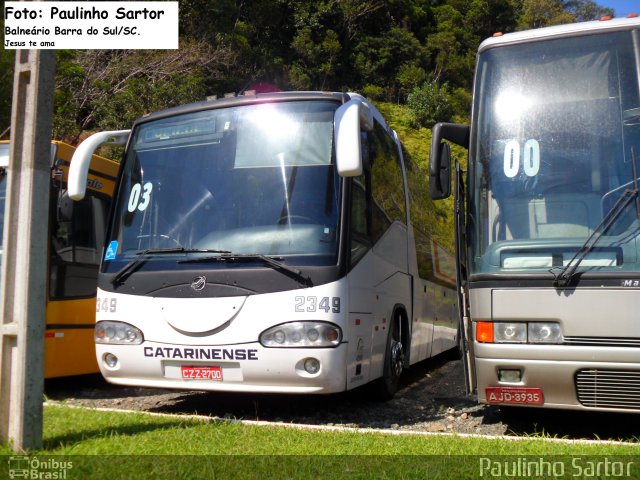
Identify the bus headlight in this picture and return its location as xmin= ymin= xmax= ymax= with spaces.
xmin=494 ymin=322 xmax=527 ymax=343
xmin=528 ymin=322 xmax=563 ymax=344
xmin=95 ymin=321 xmax=144 ymax=345
xmin=260 ymin=322 xmax=342 ymax=347
xmin=477 ymin=321 xmax=563 ymax=344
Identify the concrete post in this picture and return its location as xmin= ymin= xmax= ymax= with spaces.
xmin=0 ymin=49 xmax=56 ymax=451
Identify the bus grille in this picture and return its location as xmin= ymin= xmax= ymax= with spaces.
xmin=564 ymin=336 xmax=640 ymax=348
xmin=575 ymin=369 xmax=640 ymax=410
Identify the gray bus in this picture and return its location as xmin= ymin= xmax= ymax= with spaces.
xmin=431 ymin=16 xmax=640 ymax=412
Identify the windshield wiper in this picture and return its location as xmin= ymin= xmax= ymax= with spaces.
xmin=552 ymin=187 xmax=638 ymax=288
xmin=178 ymin=253 xmax=313 ymax=287
xmin=553 ymin=146 xmax=640 ymax=288
xmin=111 ymin=247 xmax=231 ymax=286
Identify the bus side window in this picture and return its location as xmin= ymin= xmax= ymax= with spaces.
xmin=369 ymin=121 xmax=407 ymax=241
xmin=350 ymin=176 xmax=370 ymax=267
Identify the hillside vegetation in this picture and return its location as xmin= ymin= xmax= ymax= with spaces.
xmin=0 ymin=0 xmax=614 ymax=242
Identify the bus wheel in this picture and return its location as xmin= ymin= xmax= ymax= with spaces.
xmin=373 ymin=315 xmax=404 ymax=400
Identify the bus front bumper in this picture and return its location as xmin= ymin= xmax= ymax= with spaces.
xmin=475 ymin=351 xmax=640 ymax=413
xmin=96 ymin=342 xmax=349 ymax=394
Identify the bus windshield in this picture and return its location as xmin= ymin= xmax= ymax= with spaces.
xmin=469 ymin=30 xmax=640 ymax=276
xmin=104 ymin=100 xmax=341 ymax=272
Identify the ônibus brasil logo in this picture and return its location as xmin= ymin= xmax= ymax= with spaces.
xmin=8 ymin=456 xmax=73 ymax=479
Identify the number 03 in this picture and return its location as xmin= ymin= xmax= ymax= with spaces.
xmin=503 ymin=139 xmax=540 ymax=178
xmin=127 ymin=182 xmax=153 ymax=212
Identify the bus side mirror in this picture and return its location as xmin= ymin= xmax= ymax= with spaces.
xmin=430 ymin=123 xmax=470 ymax=200
xmin=431 ymin=141 xmax=452 ymax=200
xmin=68 ymin=130 xmax=130 ymax=200
xmin=334 ymin=98 xmax=373 ymax=177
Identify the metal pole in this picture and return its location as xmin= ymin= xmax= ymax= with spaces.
xmin=0 ymin=49 xmax=56 ymax=451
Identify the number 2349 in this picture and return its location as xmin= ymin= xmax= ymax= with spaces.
xmin=96 ymin=297 xmax=117 ymax=313
xmin=295 ymin=296 xmax=340 ymax=313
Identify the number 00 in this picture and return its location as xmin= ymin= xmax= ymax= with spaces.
xmin=503 ymin=139 xmax=540 ymax=178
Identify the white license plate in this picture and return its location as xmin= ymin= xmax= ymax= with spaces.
xmin=181 ymin=365 xmax=223 ymax=380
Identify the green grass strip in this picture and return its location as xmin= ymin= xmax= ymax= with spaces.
xmin=0 ymin=405 xmax=638 ymax=479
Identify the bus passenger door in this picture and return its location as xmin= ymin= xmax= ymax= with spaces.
xmin=455 ymin=161 xmax=476 ymax=395
xmin=345 ymin=176 xmax=375 ymax=389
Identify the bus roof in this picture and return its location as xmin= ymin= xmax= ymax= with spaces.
xmin=479 ymin=16 xmax=640 ymax=52
xmin=136 ymin=91 xmax=350 ymax=126
xmin=131 ymin=90 xmax=396 ymax=145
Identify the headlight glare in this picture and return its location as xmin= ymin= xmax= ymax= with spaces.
xmin=95 ymin=321 xmax=143 ymax=345
xmin=260 ymin=322 xmax=342 ymax=348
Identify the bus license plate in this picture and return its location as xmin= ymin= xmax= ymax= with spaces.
xmin=181 ymin=366 xmax=223 ymax=381
xmin=485 ymin=387 xmax=543 ymax=405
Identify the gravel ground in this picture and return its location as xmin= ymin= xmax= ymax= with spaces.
xmin=45 ymin=354 xmax=640 ymax=441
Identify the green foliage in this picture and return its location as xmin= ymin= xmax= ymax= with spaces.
xmin=565 ymin=0 xmax=613 ymax=21
xmin=362 ymin=84 xmax=385 ymax=100
xmin=290 ymin=27 xmax=342 ymax=90
xmin=53 ymin=44 xmax=221 ymax=142
xmin=518 ymin=0 xmax=575 ymax=29
xmin=0 ymin=0 xmax=613 ymax=139
xmin=0 ymin=0 xmax=613 ymax=253
xmin=13 ymin=402 xmax=637 ymax=456
xmin=407 ymin=81 xmax=454 ymax=129
xmin=0 ymin=49 xmax=14 ymax=137
xmin=376 ymin=101 xmax=456 ymax=252
xmin=397 ymin=64 xmax=428 ymax=101
xmin=450 ymin=87 xmax=473 ymax=122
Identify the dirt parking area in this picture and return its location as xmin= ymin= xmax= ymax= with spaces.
xmin=45 ymin=355 xmax=640 ymax=442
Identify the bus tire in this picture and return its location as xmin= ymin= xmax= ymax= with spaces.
xmin=373 ymin=314 xmax=404 ymax=400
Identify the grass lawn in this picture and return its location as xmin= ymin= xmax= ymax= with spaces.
xmin=0 ymin=405 xmax=638 ymax=479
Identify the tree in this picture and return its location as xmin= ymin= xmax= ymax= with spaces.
xmin=354 ymin=26 xmax=425 ymax=99
xmin=466 ymin=0 xmax=518 ymax=39
xmin=564 ymin=0 xmax=613 ymax=21
xmin=518 ymin=0 xmax=574 ymax=29
xmin=53 ymin=40 xmax=235 ymax=142
xmin=289 ymin=27 xmax=342 ymax=90
xmin=407 ymin=80 xmax=453 ymax=128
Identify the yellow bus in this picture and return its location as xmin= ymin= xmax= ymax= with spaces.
xmin=0 ymin=140 xmax=118 ymax=377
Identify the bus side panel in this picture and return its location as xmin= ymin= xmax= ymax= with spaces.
xmin=407 ymin=226 xmax=430 ymax=363
xmin=370 ymin=222 xmax=412 ymax=379
xmin=346 ymin=249 xmax=375 ymax=390
xmin=429 ymin=282 xmax=458 ymax=357
xmin=345 ymin=312 xmax=373 ymax=390
xmin=44 ymin=298 xmax=98 ymax=378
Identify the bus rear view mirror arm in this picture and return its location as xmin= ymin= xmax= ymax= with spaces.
xmin=68 ymin=130 xmax=130 ymax=201
xmin=430 ymin=123 xmax=469 ymax=200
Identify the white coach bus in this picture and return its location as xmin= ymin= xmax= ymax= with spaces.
xmin=430 ymin=16 xmax=640 ymax=411
xmin=69 ymin=92 xmax=457 ymax=396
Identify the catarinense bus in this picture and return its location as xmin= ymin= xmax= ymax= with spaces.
xmin=69 ymin=92 xmax=458 ymax=396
